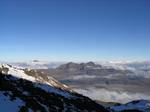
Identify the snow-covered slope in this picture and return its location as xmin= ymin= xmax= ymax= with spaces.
xmin=0 ymin=64 xmax=108 ymax=112
xmin=0 ymin=64 xmax=72 ymax=92
xmin=0 ymin=64 xmax=36 ymax=82
xmin=0 ymin=91 xmax=25 ymax=112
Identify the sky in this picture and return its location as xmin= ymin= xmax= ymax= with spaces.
xmin=0 ymin=0 xmax=150 ymax=62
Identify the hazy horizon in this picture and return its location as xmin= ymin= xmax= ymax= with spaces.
xmin=1 ymin=59 xmax=150 ymax=63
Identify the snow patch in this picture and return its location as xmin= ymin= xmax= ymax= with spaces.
xmin=0 ymin=91 xmax=25 ymax=112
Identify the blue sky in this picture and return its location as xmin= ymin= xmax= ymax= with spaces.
xmin=0 ymin=0 xmax=150 ymax=62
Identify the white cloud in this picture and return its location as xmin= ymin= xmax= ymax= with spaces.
xmin=71 ymin=75 xmax=97 ymax=80
xmin=74 ymin=88 xmax=150 ymax=103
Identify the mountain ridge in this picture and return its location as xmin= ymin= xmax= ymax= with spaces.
xmin=0 ymin=63 xmax=108 ymax=112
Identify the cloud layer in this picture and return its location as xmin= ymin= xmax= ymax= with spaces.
xmin=74 ymin=88 xmax=150 ymax=103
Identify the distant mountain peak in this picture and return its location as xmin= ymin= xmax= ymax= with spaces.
xmin=58 ymin=62 xmax=102 ymax=71
xmin=86 ymin=61 xmax=96 ymax=66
